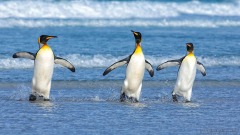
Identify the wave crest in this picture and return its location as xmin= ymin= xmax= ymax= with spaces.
xmin=0 ymin=1 xmax=239 ymax=28
xmin=1 ymin=19 xmax=240 ymax=28
xmin=0 ymin=1 xmax=239 ymax=19
xmin=1 ymin=54 xmax=239 ymax=69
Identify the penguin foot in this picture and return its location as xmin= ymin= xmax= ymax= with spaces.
xmin=129 ymin=97 xmax=139 ymax=103
xmin=29 ymin=94 xmax=37 ymax=101
xmin=120 ymin=92 xmax=126 ymax=102
xmin=172 ymin=94 xmax=178 ymax=102
xmin=185 ymin=100 xmax=191 ymax=103
xmin=44 ymin=98 xmax=50 ymax=101
xmin=120 ymin=93 xmax=139 ymax=103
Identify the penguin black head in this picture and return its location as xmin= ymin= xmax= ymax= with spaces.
xmin=131 ymin=30 xmax=142 ymax=44
xmin=38 ymin=35 xmax=57 ymax=45
xmin=186 ymin=43 xmax=194 ymax=53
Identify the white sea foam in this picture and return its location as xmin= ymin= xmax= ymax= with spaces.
xmin=1 ymin=54 xmax=239 ymax=69
xmin=0 ymin=58 xmax=34 ymax=69
xmin=0 ymin=1 xmax=239 ymax=19
xmin=1 ymin=18 xmax=240 ymax=28
xmin=0 ymin=1 xmax=177 ymax=19
xmin=0 ymin=1 xmax=239 ymax=28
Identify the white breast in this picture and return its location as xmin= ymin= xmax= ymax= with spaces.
xmin=176 ymin=55 xmax=197 ymax=91
xmin=125 ymin=53 xmax=145 ymax=91
xmin=32 ymin=47 xmax=54 ymax=98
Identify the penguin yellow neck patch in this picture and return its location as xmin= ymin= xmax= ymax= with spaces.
xmin=41 ymin=44 xmax=51 ymax=50
xmin=188 ymin=52 xmax=194 ymax=57
xmin=134 ymin=44 xmax=143 ymax=54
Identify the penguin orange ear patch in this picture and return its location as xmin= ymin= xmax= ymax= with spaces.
xmin=38 ymin=38 xmax=40 ymax=44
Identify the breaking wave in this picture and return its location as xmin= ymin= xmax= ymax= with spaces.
xmin=0 ymin=19 xmax=240 ymax=28
xmin=0 ymin=1 xmax=239 ymax=19
xmin=0 ymin=0 xmax=239 ymax=28
xmin=1 ymin=54 xmax=239 ymax=69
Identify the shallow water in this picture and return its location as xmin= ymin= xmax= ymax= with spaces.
xmin=0 ymin=81 xmax=239 ymax=134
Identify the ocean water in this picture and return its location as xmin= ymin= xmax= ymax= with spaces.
xmin=0 ymin=0 xmax=240 ymax=134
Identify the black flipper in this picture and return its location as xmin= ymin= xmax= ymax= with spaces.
xmin=197 ymin=61 xmax=206 ymax=76
xmin=103 ymin=56 xmax=130 ymax=76
xmin=156 ymin=56 xmax=185 ymax=71
xmin=54 ymin=56 xmax=75 ymax=72
xmin=12 ymin=52 xmax=36 ymax=60
xmin=145 ymin=60 xmax=154 ymax=77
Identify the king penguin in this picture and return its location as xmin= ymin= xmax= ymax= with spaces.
xmin=13 ymin=35 xmax=75 ymax=101
xmin=103 ymin=30 xmax=154 ymax=102
xmin=156 ymin=43 xmax=206 ymax=102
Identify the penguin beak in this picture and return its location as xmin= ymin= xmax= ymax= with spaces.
xmin=131 ymin=30 xmax=138 ymax=36
xmin=46 ymin=36 xmax=57 ymax=40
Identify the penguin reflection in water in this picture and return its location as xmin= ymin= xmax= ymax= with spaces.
xmin=103 ymin=30 xmax=154 ymax=102
xmin=13 ymin=35 xmax=75 ymax=101
xmin=156 ymin=43 xmax=206 ymax=102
